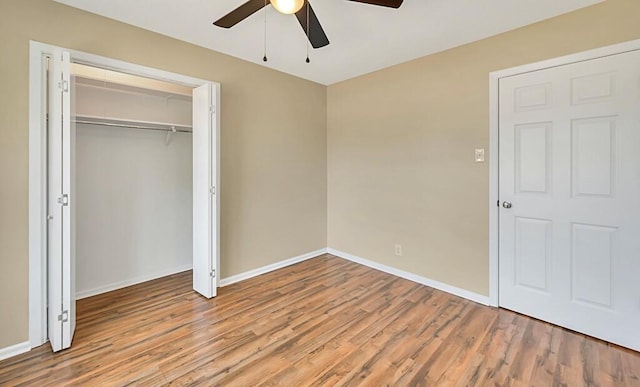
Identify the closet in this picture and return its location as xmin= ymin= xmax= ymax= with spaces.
xmin=71 ymin=64 xmax=195 ymax=299
xmin=34 ymin=46 xmax=217 ymax=353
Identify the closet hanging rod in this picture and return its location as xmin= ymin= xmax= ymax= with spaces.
xmin=73 ymin=119 xmax=192 ymax=133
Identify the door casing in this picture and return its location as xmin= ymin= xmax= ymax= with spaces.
xmin=28 ymin=41 xmax=221 ymax=348
xmin=488 ymin=38 xmax=640 ymax=307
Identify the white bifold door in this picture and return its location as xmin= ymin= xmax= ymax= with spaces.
xmin=499 ymin=49 xmax=640 ymax=351
xmin=48 ymin=52 xmax=218 ymax=352
xmin=192 ymin=83 xmax=218 ymax=299
xmin=48 ymin=50 xmax=75 ymax=352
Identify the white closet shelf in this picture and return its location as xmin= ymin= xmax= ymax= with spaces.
xmin=74 ymin=115 xmax=192 ymax=133
xmin=72 ymin=63 xmax=193 ymax=99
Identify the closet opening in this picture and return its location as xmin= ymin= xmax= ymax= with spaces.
xmin=29 ymin=42 xmax=220 ymax=353
xmin=71 ymin=63 xmax=195 ymax=299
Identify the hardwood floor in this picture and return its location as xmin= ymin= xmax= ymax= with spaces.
xmin=1 ymin=254 xmax=639 ymax=386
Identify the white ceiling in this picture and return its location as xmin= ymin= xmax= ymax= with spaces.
xmin=54 ymin=0 xmax=603 ymax=85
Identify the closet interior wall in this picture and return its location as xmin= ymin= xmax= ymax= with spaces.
xmin=73 ymin=69 xmax=194 ymax=298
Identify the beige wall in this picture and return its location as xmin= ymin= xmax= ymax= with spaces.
xmin=327 ymin=0 xmax=640 ymax=296
xmin=0 ymin=0 xmax=327 ymax=348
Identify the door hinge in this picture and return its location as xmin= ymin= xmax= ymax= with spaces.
xmin=58 ymin=79 xmax=69 ymax=93
xmin=209 ymin=186 xmax=216 ymax=196
xmin=58 ymin=194 xmax=69 ymax=206
xmin=210 ymin=270 xmax=216 ymax=278
xmin=209 ymin=105 xmax=215 ymax=114
xmin=58 ymin=310 xmax=69 ymax=323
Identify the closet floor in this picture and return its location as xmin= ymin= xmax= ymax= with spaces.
xmin=1 ymin=254 xmax=639 ymax=385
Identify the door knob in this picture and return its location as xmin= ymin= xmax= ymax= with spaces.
xmin=502 ymin=201 xmax=512 ymax=209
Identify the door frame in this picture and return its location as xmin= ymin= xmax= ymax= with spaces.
xmin=488 ymin=38 xmax=640 ymax=307
xmin=28 ymin=41 xmax=221 ymax=348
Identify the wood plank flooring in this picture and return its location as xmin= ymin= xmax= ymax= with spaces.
xmin=1 ymin=254 xmax=639 ymax=386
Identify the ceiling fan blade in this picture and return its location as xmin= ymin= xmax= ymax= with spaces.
xmin=348 ymin=0 xmax=403 ymax=8
xmin=214 ymin=0 xmax=268 ymax=28
xmin=295 ymin=1 xmax=330 ymax=49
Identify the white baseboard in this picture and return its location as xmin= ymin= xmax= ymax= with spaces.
xmin=327 ymin=248 xmax=491 ymax=306
xmin=76 ymin=264 xmax=193 ymax=299
xmin=0 ymin=341 xmax=30 ymax=362
xmin=219 ymin=248 xmax=327 ymax=287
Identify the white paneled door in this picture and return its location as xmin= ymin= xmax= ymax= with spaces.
xmin=48 ymin=50 xmax=76 ymax=352
xmin=499 ymin=50 xmax=640 ymax=351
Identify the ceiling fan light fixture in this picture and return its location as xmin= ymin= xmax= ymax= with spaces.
xmin=270 ymin=0 xmax=304 ymax=15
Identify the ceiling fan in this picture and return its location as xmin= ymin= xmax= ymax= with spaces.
xmin=213 ymin=0 xmax=404 ymax=49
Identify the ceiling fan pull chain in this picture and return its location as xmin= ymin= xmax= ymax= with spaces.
xmin=263 ymin=0 xmax=268 ymax=62
xmin=305 ymin=0 xmax=310 ymax=63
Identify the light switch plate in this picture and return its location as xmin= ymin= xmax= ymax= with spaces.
xmin=475 ymin=148 xmax=485 ymax=163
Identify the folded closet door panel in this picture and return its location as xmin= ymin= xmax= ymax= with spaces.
xmin=48 ymin=50 xmax=76 ymax=351
xmin=192 ymin=83 xmax=217 ymax=298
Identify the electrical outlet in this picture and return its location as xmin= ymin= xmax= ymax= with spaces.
xmin=395 ymin=244 xmax=402 ymax=256
xmin=475 ymin=148 xmax=485 ymax=163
